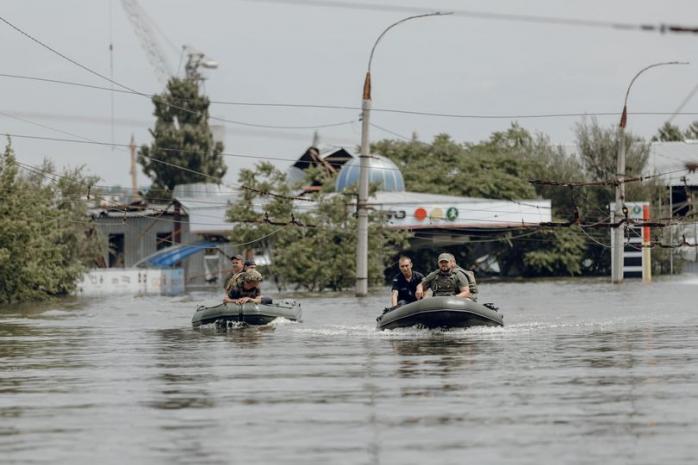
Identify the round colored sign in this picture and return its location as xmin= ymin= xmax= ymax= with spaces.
xmin=414 ymin=207 xmax=427 ymax=221
xmin=430 ymin=208 xmax=444 ymax=219
xmin=446 ymin=207 xmax=459 ymax=221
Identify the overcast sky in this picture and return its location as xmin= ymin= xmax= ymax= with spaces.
xmin=3 ymin=0 xmax=698 ymax=188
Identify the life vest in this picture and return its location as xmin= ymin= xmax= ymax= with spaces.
xmin=431 ymin=271 xmax=462 ymax=296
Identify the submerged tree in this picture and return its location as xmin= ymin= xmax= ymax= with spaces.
xmin=138 ymin=77 xmax=226 ymax=201
xmin=0 ymin=138 xmax=105 ymax=304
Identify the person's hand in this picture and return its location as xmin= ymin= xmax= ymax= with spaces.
xmin=238 ymin=297 xmax=251 ymax=304
xmin=415 ymin=287 xmax=423 ymax=300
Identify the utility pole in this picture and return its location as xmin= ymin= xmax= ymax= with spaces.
xmin=355 ymin=12 xmax=450 ymax=296
xmin=129 ymin=134 xmax=139 ymax=200
xmin=612 ymin=117 xmax=627 ymax=283
xmin=611 ymin=61 xmax=686 ymax=283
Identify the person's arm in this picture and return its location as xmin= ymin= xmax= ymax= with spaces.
xmin=390 ymin=289 xmax=398 ymax=306
xmin=454 ymin=274 xmax=471 ymax=299
xmin=238 ymin=296 xmax=262 ymax=304
xmin=456 ymin=286 xmax=471 ymax=299
xmin=414 ymin=275 xmax=431 ymax=300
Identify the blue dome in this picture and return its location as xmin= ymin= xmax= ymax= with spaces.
xmin=335 ymin=154 xmax=405 ymax=192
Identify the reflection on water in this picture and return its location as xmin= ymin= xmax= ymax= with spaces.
xmin=1 ymin=280 xmax=698 ymax=464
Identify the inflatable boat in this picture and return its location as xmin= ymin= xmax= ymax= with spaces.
xmin=192 ymin=300 xmax=302 ymax=327
xmin=376 ymin=296 xmax=503 ymax=330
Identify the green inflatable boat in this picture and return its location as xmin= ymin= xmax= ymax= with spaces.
xmin=376 ymin=296 xmax=503 ymax=330
xmin=192 ymin=300 xmax=302 ymax=327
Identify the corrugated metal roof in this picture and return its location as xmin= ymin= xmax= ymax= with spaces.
xmin=174 ymin=183 xmax=238 ymax=234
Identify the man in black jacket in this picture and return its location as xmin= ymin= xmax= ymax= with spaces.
xmin=390 ymin=256 xmax=424 ymax=307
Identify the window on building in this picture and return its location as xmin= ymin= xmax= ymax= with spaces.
xmin=156 ymin=232 xmax=173 ymax=251
xmin=108 ymin=233 xmax=125 ymax=268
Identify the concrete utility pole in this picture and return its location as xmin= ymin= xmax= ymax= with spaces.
xmin=129 ymin=134 xmax=139 ymax=199
xmin=355 ymin=12 xmax=451 ymax=296
xmin=612 ymin=61 xmax=687 ymax=283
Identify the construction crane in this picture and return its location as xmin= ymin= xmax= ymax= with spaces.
xmin=120 ymin=0 xmax=174 ymax=85
xmin=120 ymin=0 xmax=219 ymax=85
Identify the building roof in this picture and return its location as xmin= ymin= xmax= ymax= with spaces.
xmin=287 ymin=147 xmax=355 ymax=185
xmin=335 ymin=154 xmax=405 ymax=193
xmin=173 ymin=183 xmax=238 ymax=234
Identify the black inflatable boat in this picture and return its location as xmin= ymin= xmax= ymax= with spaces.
xmin=376 ymin=296 xmax=503 ymax=330
xmin=192 ymin=300 xmax=302 ymax=327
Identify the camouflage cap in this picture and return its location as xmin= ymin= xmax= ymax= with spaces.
xmin=437 ymin=253 xmax=451 ymax=263
xmin=242 ymin=269 xmax=263 ymax=282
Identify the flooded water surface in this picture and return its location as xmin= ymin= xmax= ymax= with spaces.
xmin=2 ymin=278 xmax=698 ymax=464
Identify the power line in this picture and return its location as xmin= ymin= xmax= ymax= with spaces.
xmin=529 ymin=168 xmax=688 ymax=187
xmin=7 ymin=73 xmax=698 ymax=121
xmin=238 ymin=0 xmax=698 ymax=35
xmin=4 ymin=132 xmax=320 ymax=202
xmin=0 ymin=18 xmax=355 ymax=132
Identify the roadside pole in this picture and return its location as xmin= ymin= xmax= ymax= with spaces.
xmin=611 ymin=61 xmax=686 ymax=284
xmin=355 ymin=12 xmax=450 ymax=296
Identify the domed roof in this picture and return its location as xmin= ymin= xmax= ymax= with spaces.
xmin=335 ymin=154 xmax=405 ymax=192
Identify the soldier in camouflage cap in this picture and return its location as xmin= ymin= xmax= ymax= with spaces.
xmin=415 ymin=253 xmax=471 ymax=299
xmin=242 ymin=269 xmax=263 ymax=283
xmin=224 ymin=269 xmax=264 ymax=304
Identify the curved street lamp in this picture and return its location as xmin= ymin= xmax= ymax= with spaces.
xmin=612 ymin=60 xmax=688 ymax=283
xmin=355 ymin=12 xmax=451 ymax=296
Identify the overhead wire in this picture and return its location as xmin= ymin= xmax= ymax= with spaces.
xmin=6 ymin=73 xmax=698 ymax=121
xmin=0 ymin=18 xmax=356 ymax=131
xmin=238 ymin=0 xmax=698 ymax=35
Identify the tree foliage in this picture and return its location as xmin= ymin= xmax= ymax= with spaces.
xmin=226 ymin=163 xmax=409 ymax=291
xmin=138 ymin=78 xmax=226 ymax=200
xmin=652 ymin=122 xmax=684 ymax=142
xmin=372 ymin=128 xmax=536 ymax=200
xmin=372 ymin=120 xmax=671 ymax=278
xmin=652 ymin=120 xmax=698 ymax=141
xmin=0 ymin=139 xmax=105 ymax=304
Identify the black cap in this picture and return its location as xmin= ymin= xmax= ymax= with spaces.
xmin=244 ymin=259 xmax=256 ymax=267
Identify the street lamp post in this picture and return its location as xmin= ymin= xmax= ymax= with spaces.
xmin=611 ymin=61 xmax=687 ymax=283
xmin=355 ymin=12 xmax=451 ymax=297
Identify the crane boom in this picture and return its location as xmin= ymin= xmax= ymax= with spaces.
xmin=120 ymin=0 xmax=173 ymax=85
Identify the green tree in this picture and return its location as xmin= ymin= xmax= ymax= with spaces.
xmin=684 ymin=121 xmax=698 ymax=139
xmin=373 ymin=129 xmax=536 ymax=200
xmin=373 ymin=124 xmax=588 ymax=277
xmin=652 ymin=122 xmax=684 ymax=142
xmin=226 ymin=163 xmax=409 ymax=291
xmin=138 ymin=78 xmax=226 ymax=201
xmin=496 ymin=227 xmax=587 ymax=277
xmin=0 ymin=139 xmax=104 ymax=304
xmin=573 ymin=118 xmax=666 ymax=275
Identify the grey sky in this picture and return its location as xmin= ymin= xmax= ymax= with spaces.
xmin=2 ymin=0 xmax=698 ymax=187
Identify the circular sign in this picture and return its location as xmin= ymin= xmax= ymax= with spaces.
xmin=632 ymin=205 xmax=642 ymax=215
xmin=430 ymin=208 xmax=444 ymax=219
xmin=414 ymin=207 xmax=427 ymax=221
xmin=446 ymin=207 xmax=459 ymax=221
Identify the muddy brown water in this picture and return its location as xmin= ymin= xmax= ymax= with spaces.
xmin=2 ymin=278 xmax=698 ymax=464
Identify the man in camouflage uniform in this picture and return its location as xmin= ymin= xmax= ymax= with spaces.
xmin=224 ymin=254 xmax=245 ymax=292
xmin=224 ymin=269 xmax=265 ymax=305
xmin=416 ymin=253 xmax=471 ymax=300
xmin=448 ymin=253 xmax=478 ymax=301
